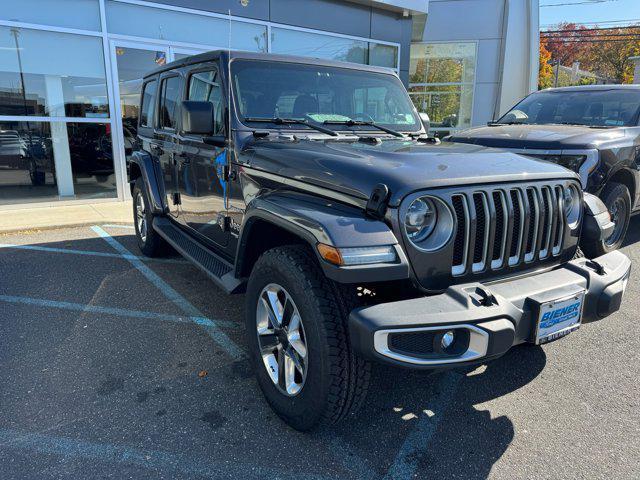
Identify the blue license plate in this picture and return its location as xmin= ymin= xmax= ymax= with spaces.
xmin=536 ymin=292 xmax=585 ymax=344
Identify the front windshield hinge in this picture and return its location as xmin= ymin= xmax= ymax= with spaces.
xmin=366 ymin=183 xmax=390 ymax=220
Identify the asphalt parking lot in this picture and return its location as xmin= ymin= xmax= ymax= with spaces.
xmin=1 ymin=220 xmax=639 ymax=480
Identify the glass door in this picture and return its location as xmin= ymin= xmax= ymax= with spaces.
xmin=109 ymin=40 xmax=170 ymax=197
xmin=170 ymin=46 xmax=209 ymax=62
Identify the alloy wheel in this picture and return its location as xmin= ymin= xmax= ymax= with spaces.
xmin=606 ymin=197 xmax=626 ymax=247
xmin=256 ymin=283 xmax=308 ymax=396
xmin=136 ymin=192 xmax=147 ymax=243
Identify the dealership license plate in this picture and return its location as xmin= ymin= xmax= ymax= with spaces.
xmin=536 ymin=291 xmax=585 ymax=344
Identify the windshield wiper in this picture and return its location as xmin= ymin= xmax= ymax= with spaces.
xmin=243 ymin=116 xmax=338 ymax=136
xmin=322 ymin=119 xmax=405 ymax=138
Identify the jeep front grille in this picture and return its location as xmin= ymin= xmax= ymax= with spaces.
xmin=451 ymin=184 xmax=567 ymax=276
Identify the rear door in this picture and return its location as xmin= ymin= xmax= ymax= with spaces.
xmin=155 ymin=73 xmax=183 ymax=218
xmin=176 ymin=65 xmax=228 ymax=247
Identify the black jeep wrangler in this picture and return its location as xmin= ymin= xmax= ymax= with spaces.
xmin=129 ymin=51 xmax=631 ymax=431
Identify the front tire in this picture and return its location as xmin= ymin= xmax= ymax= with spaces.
xmin=132 ymin=177 xmax=167 ymax=257
xmin=582 ymin=182 xmax=631 ymax=257
xmin=245 ymin=246 xmax=370 ymax=431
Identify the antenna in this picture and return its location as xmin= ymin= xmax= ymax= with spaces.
xmin=227 ymin=9 xmax=232 ymax=141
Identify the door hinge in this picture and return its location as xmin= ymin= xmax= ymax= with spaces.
xmin=172 ymin=192 xmax=181 ymax=205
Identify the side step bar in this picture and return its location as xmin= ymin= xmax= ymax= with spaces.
xmin=153 ymin=217 xmax=244 ymax=294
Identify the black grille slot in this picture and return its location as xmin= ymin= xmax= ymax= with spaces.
xmin=492 ymin=191 xmax=504 ymax=261
xmin=389 ymin=331 xmax=436 ymax=355
xmin=509 ymin=189 xmax=521 ymax=258
xmin=473 ymin=193 xmax=486 ymax=264
xmin=540 ymin=187 xmax=551 ymax=256
xmin=452 ymin=195 xmax=466 ymax=267
xmin=525 ymin=188 xmax=536 ymax=254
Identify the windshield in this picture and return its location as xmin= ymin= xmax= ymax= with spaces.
xmin=231 ymin=59 xmax=421 ymax=133
xmin=498 ymin=89 xmax=640 ymax=127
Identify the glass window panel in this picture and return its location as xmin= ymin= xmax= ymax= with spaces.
xmin=409 ymin=42 xmax=476 ymax=133
xmin=0 ymin=27 xmax=109 ymax=118
xmin=271 ymin=28 xmax=367 ymax=64
xmin=0 ymin=121 xmax=57 ymax=204
xmin=410 ymin=43 xmax=476 ymax=85
xmin=0 ymin=0 xmax=101 ymax=32
xmin=188 ymin=70 xmax=223 ymax=134
xmin=67 ymin=123 xmax=117 ymax=199
xmin=106 ymin=1 xmax=267 ymax=52
xmin=0 ymin=121 xmax=115 ymax=204
xmin=114 ymin=47 xmax=167 ymax=158
xmin=369 ymin=43 xmax=398 ymax=68
xmin=159 ymin=76 xmax=181 ymax=130
xmin=140 ymin=80 xmax=157 ymax=128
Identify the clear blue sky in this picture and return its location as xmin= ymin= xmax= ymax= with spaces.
xmin=540 ymin=0 xmax=640 ymax=28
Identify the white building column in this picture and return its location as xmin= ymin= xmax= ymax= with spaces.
xmin=495 ymin=0 xmax=540 ymax=118
xmin=44 ymin=75 xmax=75 ymax=198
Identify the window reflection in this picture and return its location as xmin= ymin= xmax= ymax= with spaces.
xmin=0 ymin=26 xmax=109 ymax=118
xmin=409 ymin=42 xmax=476 ymax=135
xmin=271 ymin=28 xmax=368 ymax=65
xmin=0 ymin=121 xmax=116 ymax=204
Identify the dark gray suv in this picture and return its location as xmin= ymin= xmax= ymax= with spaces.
xmin=129 ymin=51 xmax=631 ymax=431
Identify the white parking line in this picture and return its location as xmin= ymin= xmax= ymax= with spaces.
xmin=0 ymin=294 xmax=240 ymax=329
xmin=0 ymin=428 xmax=331 ymax=480
xmin=91 ymin=226 xmax=244 ymax=360
xmin=0 ymin=243 xmax=185 ymax=264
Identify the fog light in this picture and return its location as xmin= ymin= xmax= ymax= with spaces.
xmin=441 ymin=331 xmax=455 ymax=349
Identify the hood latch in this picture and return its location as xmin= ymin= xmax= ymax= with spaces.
xmin=366 ymin=183 xmax=390 ymax=220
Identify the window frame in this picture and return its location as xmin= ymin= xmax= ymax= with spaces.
xmin=138 ymin=77 xmax=158 ymax=130
xmin=157 ymin=72 xmax=182 ymax=132
xmin=185 ymin=65 xmax=225 ymax=136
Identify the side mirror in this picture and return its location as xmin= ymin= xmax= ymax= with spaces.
xmin=419 ymin=112 xmax=430 ymax=133
xmin=181 ymin=100 xmax=215 ymax=135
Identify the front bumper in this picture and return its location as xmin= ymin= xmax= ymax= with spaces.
xmin=349 ymin=250 xmax=631 ymax=369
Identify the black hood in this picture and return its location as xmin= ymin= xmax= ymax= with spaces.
xmin=449 ymin=124 xmax=629 ymax=150
xmin=242 ymin=137 xmax=578 ymax=207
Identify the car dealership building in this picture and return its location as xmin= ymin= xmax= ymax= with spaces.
xmin=0 ymin=0 xmax=539 ymax=208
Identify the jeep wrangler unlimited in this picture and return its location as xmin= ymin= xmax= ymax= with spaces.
xmin=129 ymin=51 xmax=631 ymax=431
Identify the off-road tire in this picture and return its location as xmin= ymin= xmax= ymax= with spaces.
xmin=245 ymin=245 xmax=371 ymax=431
xmin=132 ymin=177 xmax=167 ymax=257
xmin=582 ymin=182 xmax=631 ymax=258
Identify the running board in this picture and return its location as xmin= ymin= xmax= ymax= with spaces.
xmin=153 ymin=217 xmax=244 ymax=294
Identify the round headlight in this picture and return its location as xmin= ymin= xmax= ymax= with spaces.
xmin=563 ymin=185 xmax=581 ymax=227
xmin=405 ymin=197 xmax=437 ymax=242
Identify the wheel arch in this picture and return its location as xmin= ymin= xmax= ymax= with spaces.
xmin=129 ymin=150 xmax=166 ymax=215
xmin=606 ymin=167 xmax=636 ymax=204
xmin=234 ymin=192 xmax=409 ymax=284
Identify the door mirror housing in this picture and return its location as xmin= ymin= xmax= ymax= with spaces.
xmin=418 ymin=112 xmax=430 ymax=133
xmin=181 ymin=100 xmax=216 ymax=135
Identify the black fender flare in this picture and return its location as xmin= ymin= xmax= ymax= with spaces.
xmin=581 ymin=192 xmax=615 ymax=243
xmin=129 ymin=150 xmax=166 ymax=215
xmin=235 ymin=192 xmax=410 ymax=284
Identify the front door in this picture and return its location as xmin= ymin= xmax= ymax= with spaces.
xmin=177 ymin=66 xmax=228 ymax=248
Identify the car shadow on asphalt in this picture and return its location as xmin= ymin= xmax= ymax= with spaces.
xmin=322 ymin=344 xmax=547 ymax=479
xmin=622 ymin=215 xmax=640 ymax=248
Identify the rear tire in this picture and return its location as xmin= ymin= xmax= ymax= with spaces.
xmin=132 ymin=177 xmax=167 ymax=257
xmin=582 ymin=182 xmax=631 ymax=258
xmin=245 ymin=245 xmax=370 ymax=431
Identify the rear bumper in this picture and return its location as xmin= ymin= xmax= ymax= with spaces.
xmin=349 ymin=250 xmax=631 ymax=369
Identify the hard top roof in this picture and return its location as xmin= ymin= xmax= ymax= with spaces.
xmin=143 ymin=50 xmax=398 ymax=79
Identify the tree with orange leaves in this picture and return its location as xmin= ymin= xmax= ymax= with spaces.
xmin=539 ymin=40 xmax=554 ymax=89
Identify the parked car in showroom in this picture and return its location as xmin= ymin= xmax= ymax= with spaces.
xmin=447 ymin=85 xmax=640 ymax=257
xmin=129 ymin=51 xmax=630 ymax=431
